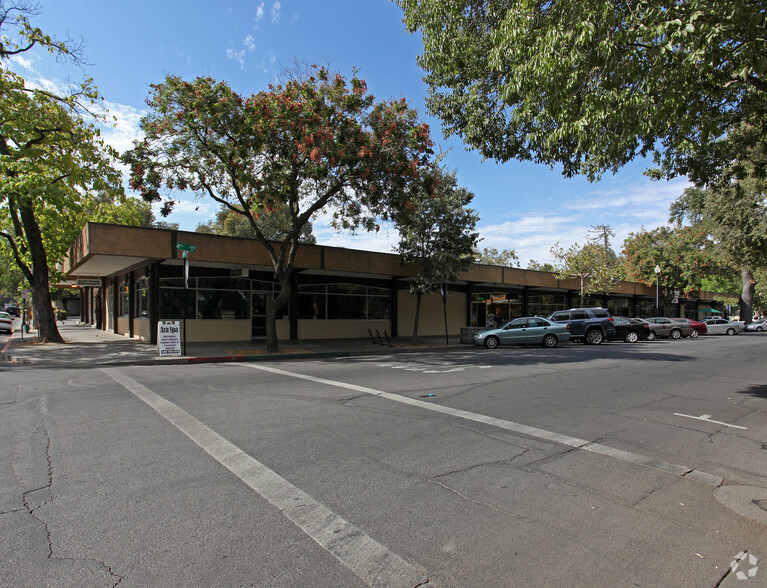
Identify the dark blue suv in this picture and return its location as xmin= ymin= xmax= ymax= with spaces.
xmin=548 ymin=308 xmax=616 ymax=344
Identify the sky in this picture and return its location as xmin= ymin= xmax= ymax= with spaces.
xmin=9 ymin=0 xmax=689 ymax=265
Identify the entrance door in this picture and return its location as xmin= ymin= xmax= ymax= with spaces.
xmin=251 ymin=292 xmax=267 ymax=338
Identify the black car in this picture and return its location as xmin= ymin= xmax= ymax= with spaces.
xmin=609 ymin=316 xmax=651 ymax=342
xmin=4 ymin=306 xmax=20 ymax=317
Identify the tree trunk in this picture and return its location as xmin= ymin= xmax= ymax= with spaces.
xmin=412 ymin=292 xmax=422 ymax=337
xmin=739 ymin=269 xmax=755 ymax=324
xmin=19 ymin=200 xmax=63 ymax=343
xmin=264 ymin=271 xmax=292 ymax=353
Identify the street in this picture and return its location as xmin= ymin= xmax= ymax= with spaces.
xmin=2 ymin=335 xmax=766 ymax=587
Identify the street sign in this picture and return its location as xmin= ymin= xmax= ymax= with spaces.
xmin=77 ymin=279 xmax=101 ymax=287
xmin=175 ymin=242 xmax=197 ymax=253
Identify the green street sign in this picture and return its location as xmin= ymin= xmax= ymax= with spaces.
xmin=175 ymin=242 xmax=196 ymax=253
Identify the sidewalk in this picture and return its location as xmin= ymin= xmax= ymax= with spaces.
xmin=0 ymin=320 xmax=465 ymax=367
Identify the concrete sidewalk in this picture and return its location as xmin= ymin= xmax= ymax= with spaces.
xmin=1 ymin=320 xmax=464 ymax=367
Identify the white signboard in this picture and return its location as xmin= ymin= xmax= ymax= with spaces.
xmin=157 ymin=321 xmax=182 ymax=356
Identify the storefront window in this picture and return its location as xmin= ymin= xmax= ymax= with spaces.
xmin=135 ymin=277 xmax=149 ymax=318
xmin=471 ymin=292 xmax=522 ymax=328
xmin=527 ymin=294 xmax=567 ymax=318
xmin=118 ymin=281 xmax=130 ymax=317
xmin=297 ymin=283 xmax=391 ymax=320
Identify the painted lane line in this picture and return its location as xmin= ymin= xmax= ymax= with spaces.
xmin=238 ymin=363 xmax=724 ymax=487
xmin=674 ymin=413 xmax=747 ymax=430
xmin=101 ymin=368 xmax=429 ymax=588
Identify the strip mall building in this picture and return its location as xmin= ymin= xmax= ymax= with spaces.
xmin=63 ymin=223 xmax=728 ymax=344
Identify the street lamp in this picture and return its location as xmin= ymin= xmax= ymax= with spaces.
xmin=654 ymin=265 xmax=661 ymax=316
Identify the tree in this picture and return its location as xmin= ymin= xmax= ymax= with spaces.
xmin=124 ymin=66 xmax=434 ymax=352
xmin=526 ymin=260 xmax=555 ymax=273
xmin=0 ymin=3 xmax=122 ymax=342
xmin=197 ymin=204 xmax=316 ymax=243
xmin=474 ymin=247 xmax=518 ymax=267
xmin=622 ymin=225 xmax=719 ymax=316
xmin=550 ymin=240 xmax=622 ymax=307
xmin=396 ymin=167 xmax=479 ymax=336
xmin=669 ymin=133 xmax=767 ymax=322
xmin=397 ymin=1 xmax=766 ymax=185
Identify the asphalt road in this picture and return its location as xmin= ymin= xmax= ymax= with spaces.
xmin=2 ymin=335 xmax=766 ymax=587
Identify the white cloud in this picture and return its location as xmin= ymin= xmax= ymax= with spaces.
xmin=243 ymin=34 xmax=256 ymax=51
xmin=476 ymin=177 xmax=690 ymax=265
xmin=254 ymin=2 xmax=265 ymax=26
xmin=99 ymin=101 xmax=144 ymax=155
xmin=271 ymin=1 xmax=281 ymax=23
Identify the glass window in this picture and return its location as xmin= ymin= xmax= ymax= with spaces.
xmin=135 ymin=277 xmax=149 ymax=318
xmin=118 ymin=281 xmax=130 ymax=317
xmin=197 ymin=289 xmax=248 ymax=319
xmin=298 ymin=292 xmax=326 ymax=319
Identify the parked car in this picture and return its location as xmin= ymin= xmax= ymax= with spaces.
xmin=644 ymin=317 xmax=695 ymax=339
xmin=0 ymin=311 xmax=13 ymax=334
xmin=671 ymin=317 xmax=707 ymax=338
xmin=472 ymin=316 xmax=571 ymax=349
xmin=745 ymin=319 xmax=767 ymax=332
xmin=548 ymin=307 xmax=616 ymax=345
xmin=610 ymin=316 xmax=652 ymax=342
xmin=702 ymin=317 xmax=742 ymax=335
xmin=4 ymin=305 xmax=20 ymax=317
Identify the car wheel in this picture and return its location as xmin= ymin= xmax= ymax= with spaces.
xmin=670 ymin=328 xmax=682 ymax=339
xmin=585 ymin=329 xmax=604 ymax=345
xmin=646 ymin=331 xmax=656 ymax=341
xmin=625 ymin=331 xmax=639 ymax=343
xmin=484 ymin=335 xmax=500 ymax=349
xmin=757 ymin=326 xmax=763 ymax=332
xmin=726 ymin=328 xmax=736 ymax=336
xmin=689 ymin=329 xmax=699 ymax=338
xmin=542 ymin=333 xmax=558 ymax=348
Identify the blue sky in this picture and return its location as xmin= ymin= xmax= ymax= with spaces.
xmin=11 ymin=0 xmax=688 ymax=264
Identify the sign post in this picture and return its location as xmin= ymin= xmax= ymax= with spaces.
xmin=175 ymin=243 xmax=196 ymax=355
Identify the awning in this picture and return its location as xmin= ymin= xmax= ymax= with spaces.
xmin=696 ymin=308 xmax=722 ymax=313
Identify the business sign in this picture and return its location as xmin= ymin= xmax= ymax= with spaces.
xmin=157 ymin=321 xmax=182 ymax=356
xmin=77 ymin=279 xmax=101 ymax=287
xmin=231 ymin=267 xmax=249 ymax=278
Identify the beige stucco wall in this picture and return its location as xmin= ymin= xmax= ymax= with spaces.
xmin=297 ymin=319 xmax=392 ymax=340
xmin=397 ymin=290 xmax=467 ymax=336
xmin=116 ymin=316 xmax=130 ymax=335
xmin=184 ymin=320 xmax=252 ymax=342
xmin=133 ymin=319 xmax=151 ymax=342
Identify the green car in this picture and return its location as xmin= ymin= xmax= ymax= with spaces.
xmin=472 ymin=317 xmax=571 ymax=349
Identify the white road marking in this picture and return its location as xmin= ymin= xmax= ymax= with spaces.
xmin=102 ymin=368 xmax=430 ymax=588
xmin=674 ymin=413 xmax=748 ymax=430
xmin=237 ymin=363 xmax=724 ymax=487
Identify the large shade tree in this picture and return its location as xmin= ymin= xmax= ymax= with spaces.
xmin=0 ymin=2 xmax=122 ymax=342
xmin=197 ymin=203 xmax=316 ymax=244
xmin=397 ymin=0 xmax=766 ymax=185
xmin=622 ymin=225 xmax=719 ymax=316
xmin=124 ymin=67 xmax=434 ymax=352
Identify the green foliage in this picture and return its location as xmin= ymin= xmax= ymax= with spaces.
xmin=397 ymin=167 xmax=479 ymax=295
xmin=398 ymin=0 xmax=767 ymax=185
xmin=196 ymin=204 xmax=316 ymax=243
xmin=622 ymin=225 xmax=720 ymax=314
xmin=475 ymin=247 xmax=519 ymax=268
xmin=0 ymin=3 xmax=123 ymax=341
xmin=551 ymin=237 xmax=622 ymax=304
xmin=526 ymin=260 xmax=555 ymax=272
xmin=124 ymin=65 xmax=435 ymax=351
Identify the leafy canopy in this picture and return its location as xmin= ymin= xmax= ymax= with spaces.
xmin=398 ymin=0 xmax=767 ymax=184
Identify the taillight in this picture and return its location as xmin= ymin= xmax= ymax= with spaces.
xmin=608 ymin=317 xmax=614 ymax=322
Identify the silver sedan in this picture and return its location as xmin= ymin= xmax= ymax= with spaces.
xmin=644 ymin=317 xmax=695 ymax=339
xmin=702 ymin=318 xmax=742 ymax=335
